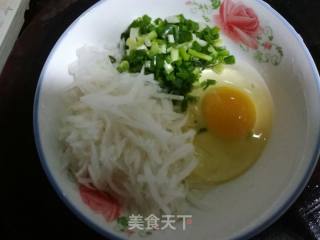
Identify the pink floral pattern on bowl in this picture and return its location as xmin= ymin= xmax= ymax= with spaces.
xmin=79 ymin=185 xmax=122 ymax=222
xmin=186 ymin=0 xmax=284 ymax=65
xmin=215 ymin=0 xmax=260 ymax=49
xmin=79 ymin=185 xmax=148 ymax=236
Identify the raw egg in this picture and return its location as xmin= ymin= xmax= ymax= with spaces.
xmin=187 ymin=61 xmax=273 ymax=187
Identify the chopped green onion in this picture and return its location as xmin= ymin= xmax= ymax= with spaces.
xmin=117 ymin=14 xmax=235 ymax=111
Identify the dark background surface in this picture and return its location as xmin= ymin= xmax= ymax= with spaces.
xmin=1 ymin=0 xmax=320 ymax=239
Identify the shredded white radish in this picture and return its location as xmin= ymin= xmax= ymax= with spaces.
xmin=60 ymin=46 xmax=197 ymax=215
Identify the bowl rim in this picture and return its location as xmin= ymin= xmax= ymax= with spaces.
xmin=33 ymin=0 xmax=320 ymax=239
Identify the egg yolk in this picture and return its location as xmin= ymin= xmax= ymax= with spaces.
xmin=202 ymin=86 xmax=256 ymax=139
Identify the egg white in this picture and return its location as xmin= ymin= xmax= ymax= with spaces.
xmin=186 ymin=61 xmax=274 ymax=186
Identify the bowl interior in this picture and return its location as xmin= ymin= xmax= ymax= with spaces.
xmin=34 ymin=0 xmax=320 ymax=239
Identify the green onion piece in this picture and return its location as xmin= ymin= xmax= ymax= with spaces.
xmin=200 ymin=79 xmax=217 ymax=90
xmin=179 ymin=47 xmax=190 ymax=61
xmin=129 ymin=27 xmax=140 ymax=39
xmin=108 ymin=55 xmax=116 ymax=63
xmin=213 ymin=63 xmax=224 ymax=74
xmin=164 ymin=61 xmax=174 ymax=74
xmin=213 ymin=39 xmax=223 ymax=47
xmin=208 ymin=45 xmax=217 ymax=54
xmin=159 ymin=44 xmax=167 ymax=54
xmin=211 ymin=0 xmax=221 ymax=9
xmin=224 ymin=55 xmax=236 ymax=64
xmin=168 ymin=34 xmax=175 ymax=43
xmin=117 ymin=216 xmax=129 ymax=229
xmin=117 ymin=60 xmax=130 ymax=73
xmin=192 ymin=67 xmax=201 ymax=76
xmin=149 ymin=42 xmax=160 ymax=56
xmin=188 ymin=49 xmax=213 ymax=61
xmin=181 ymin=95 xmax=199 ymax=112
xmin=146 ymin=30 xmax=158 ymax=40
xmin=126 ymin=38 xmax=137 ymax=49
xmin=136 ymin=37 xmax=146 ymax=47
xmin=145 ymin=60 xmax=151 ymax=68
xmin=217 ymin=49 xmax=230 ymax=57
xmin=178 ymin=31 xmax=193 ymax=43
xmin=171 ymin=48 xmax=179 ymax=62
xmin=198 ymin=128 xmax=208 ymax=133
xmin=144 ymin=39 xmax=152 ymax=47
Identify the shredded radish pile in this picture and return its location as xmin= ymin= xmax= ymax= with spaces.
xmin=60 ymin=46 xmax=197 ymax=215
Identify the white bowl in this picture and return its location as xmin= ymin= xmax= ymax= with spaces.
xmin=33 ymin=0 xmax=320 ymax=239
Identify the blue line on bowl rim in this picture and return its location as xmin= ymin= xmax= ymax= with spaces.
xmin=33 ymin=0 xmax=320 ymax=239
